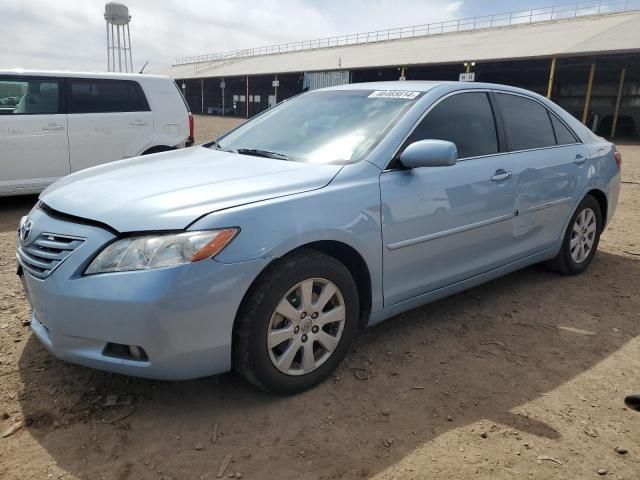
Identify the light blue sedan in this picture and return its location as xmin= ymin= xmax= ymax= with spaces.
xmin=17 ymin=81 xmax=621 ymax=394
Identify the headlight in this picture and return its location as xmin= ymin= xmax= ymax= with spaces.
xmin=85 ymin=229 xmax=238 ymax=275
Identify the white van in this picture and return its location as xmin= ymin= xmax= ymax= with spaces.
xmin=0 ymin=70 xmax=193 ymax=196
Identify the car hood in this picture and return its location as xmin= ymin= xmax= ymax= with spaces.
xmin=40 ymin=146 xmax=342 ymax=232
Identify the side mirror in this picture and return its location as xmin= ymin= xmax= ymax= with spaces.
xmin=399 ymin=140 xmax=458 ymax=169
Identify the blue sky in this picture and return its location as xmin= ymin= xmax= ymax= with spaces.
xmin=0 ymin=0 xmax=587 ymax=71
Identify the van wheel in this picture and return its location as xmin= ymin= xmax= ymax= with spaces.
xmin=233 ymin=249 xmax=359 ymax=394
xmin=545 ymin=195 xmax=602 ymax=275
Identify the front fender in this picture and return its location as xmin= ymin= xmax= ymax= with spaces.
xmin=188 ymin=163 xmax=385 ymax=312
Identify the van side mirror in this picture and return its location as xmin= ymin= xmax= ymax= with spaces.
xmin=399 ymin=140 xmax=458 ymax=168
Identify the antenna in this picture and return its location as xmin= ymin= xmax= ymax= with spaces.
xmin=104 ymin=2 xmax=133 ymax=72
xmin=139 ymin=60 xmax=149 ymax=74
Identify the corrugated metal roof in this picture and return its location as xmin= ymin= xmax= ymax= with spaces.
xmin=155 ymin=12 xmax=640 ymax=80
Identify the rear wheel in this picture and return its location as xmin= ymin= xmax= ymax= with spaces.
xmin=546 ymin=195 xmax=602 ymax=275
xmin=233 ymin=249 xmax=359 ymax=394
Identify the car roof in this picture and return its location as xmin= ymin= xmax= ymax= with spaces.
xmin=0 ymin=69 xmax=169 ymax=81
xmin=320 ymin=80 xmax=541 ymax=97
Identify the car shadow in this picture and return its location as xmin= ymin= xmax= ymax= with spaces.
xmin=0 ymin=195 xmax=37 ymax=233
xmin=16 ymin=250 xmax=640 ymax=479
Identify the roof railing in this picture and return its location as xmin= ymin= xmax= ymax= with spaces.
xmin=174 ymin=0 xmax=640 ymax=67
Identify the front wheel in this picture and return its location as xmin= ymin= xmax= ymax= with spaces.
xmin=233 ymin=249 xmax=359 ymax=394
xmin=546 ymin=195 xmax=602 ymax=275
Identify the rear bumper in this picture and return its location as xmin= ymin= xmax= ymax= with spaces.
xmin=17 ymin=207 xmax=268 ymax=380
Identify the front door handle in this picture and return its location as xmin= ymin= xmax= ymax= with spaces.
xmin=129 ymin=120 xmax=148 ymax=126
xmin=42 ymin=124 xmax=64 ymax=131
xmin=491 ymin=170 xmax=512 ymax=182
xmin=574 ymin=154 xmax=587 ymax=165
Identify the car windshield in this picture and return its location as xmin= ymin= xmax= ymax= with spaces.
xmin=216 ymin=89 xmax=421 ymax=165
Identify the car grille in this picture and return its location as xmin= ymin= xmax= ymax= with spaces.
xmin=18 ymin=233 xmax=85 ymax=279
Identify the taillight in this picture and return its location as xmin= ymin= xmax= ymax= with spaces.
xmin=613 ymin=148 xmax=622 ymax=169
xmin=188 ymin=113 xmax=194 ymax=143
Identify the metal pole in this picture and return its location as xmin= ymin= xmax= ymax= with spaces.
xmin=547 ymin=56 xmax=557 ymax=99
xmin=246 ymin=76 xmax=249 ymax=118
xmin=127 ymin=23 xmax=133 ymax=72
xmin=106 ymin=22 xmax=110 ymax=71
xmin=274 ymin=74 xmax=278 ymax=103
xmin=611 ymin=68 xmax=626 ymax=139
xmin=111 ymin=23 xmax=116 ymax=71
xmin=222 ymin=77 xmax=225 ymax=117
xmin=582 ymin=63 xmax=596 ymax=125
xmin=201 ymin=79 xmax=204 ymax=115
xmin=116 ymin=25 xmax=122 ymax=72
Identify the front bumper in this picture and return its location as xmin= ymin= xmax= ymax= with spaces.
xmin=17 ymin=207 xmax=268 ymax=380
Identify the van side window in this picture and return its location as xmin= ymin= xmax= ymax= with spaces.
xmin=495 ymin=93 xmax=556 ymax=151
xmin=67 ymin=79 xmax=150 ymax=114
xmin=550 ymin=114 xmax=579 ymax=145
xmin=405 ymin=92 xmax=499 ymax=159
xmin=0 ymin=78 xmax=60 ymax=115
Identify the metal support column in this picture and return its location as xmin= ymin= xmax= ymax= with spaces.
xmin=611 ymin=67 xmax=626 ymax=139
xmin=274 ymin=74 xmax=278 ymax=103
xmin=246 ymin=76 xmax=249 ymax=119
xmin=200 ymin=79 xmax=204 ymax=115
xmin=546 ymin=56 xmax=557 ymax=99
xmin=582 ymin=63 xmax=596 ymax=125
xmin=221 ymin=78 xmax=225 ymax=117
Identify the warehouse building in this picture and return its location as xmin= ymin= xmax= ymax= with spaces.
xmin=157 ymin=2 xmax=640 ymax=139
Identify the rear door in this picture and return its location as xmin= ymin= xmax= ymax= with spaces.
xmin=494 ymin=93 xmax=589 ymax=256
xmin=66 ymin=78 xmax=153 ymax=172
xmin=380 ymin=91 xmax=518 ymax=306
xmin=0 ymin=75 xmax=69 ymax=193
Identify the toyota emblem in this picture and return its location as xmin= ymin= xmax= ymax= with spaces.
xmin=19 ymin=218 xmax=33 ymax=242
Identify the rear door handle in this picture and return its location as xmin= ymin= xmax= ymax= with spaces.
xmin=491 ymin=170 xmax=512 ymax=182
xmin=574 ymin=154 xmax=587 ymax=165
xmin=129 ymin=120 xmax=148 ymax=126
xmin=41 ymin=124 xmax=64 ymax=131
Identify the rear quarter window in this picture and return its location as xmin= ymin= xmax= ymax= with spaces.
xmin=550 ymin=114 xmax=579 ymax=145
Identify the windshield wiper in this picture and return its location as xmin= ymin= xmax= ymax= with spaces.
xmin=206 ymin=140 xmax=229 ymax=151
xmin=235 ymin=148 xmax=292 ymax=161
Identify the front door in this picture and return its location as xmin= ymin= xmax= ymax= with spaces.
xmin=381 ymin=91 xmax=518 ymax=306
xmin=0 ymin=76 xmax=69 ymax=193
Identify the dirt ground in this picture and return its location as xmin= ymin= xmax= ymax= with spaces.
xmin=1 ymin=116 xmax=639 ymax=479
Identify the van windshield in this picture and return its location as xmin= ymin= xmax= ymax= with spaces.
xmin=216 ymin=89 xmax=421 ymax=165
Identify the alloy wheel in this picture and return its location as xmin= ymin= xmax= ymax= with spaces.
xmin=267 ymin=278 xmax=346 ymax=376
xmin=570 ymin=207 xmax=597 ymax=264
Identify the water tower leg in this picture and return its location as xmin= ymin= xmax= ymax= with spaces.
xmin=127 ymin=23 xmax=133 ymax=72
xmin=117 ymin=25 xmax=122 ymax=72
xmin=106 ymin=22 xmax=110 ymax=71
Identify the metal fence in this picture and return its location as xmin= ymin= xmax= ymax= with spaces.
xmin=174 ymin=0 xmax=640 ymax=67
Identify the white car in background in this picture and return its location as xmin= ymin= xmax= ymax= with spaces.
xmin=0 ymin=70 xmax=193 ymax=196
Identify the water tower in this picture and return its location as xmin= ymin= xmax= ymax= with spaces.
xmin=104 ymin=2 xmax=133 ymax=72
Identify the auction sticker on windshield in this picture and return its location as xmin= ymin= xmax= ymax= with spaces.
xmin=368 ymin=90 xmax=421 ymax=99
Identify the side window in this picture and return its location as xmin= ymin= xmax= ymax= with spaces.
xmin=406 ymin=92 xmax=498 ymax=159
xmin=550 ymin=114 xmax=578 ymax=145
xmin=67 ymin=79 xmax=150 ymax=114
xmin=495 ymin=93 xmax=556 ymax=151
xmin=0 ymin=78 xmax=60 ymax=115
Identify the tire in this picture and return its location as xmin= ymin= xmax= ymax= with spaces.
xmin=233 ymin=249 xmax=360 ymax=394
xmin=545 ymin=195 xmax=602 ymax=275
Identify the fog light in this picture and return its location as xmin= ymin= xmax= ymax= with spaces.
xmin=104 ymin=342 xmax=149 ymax=362
xmin=128 ymin=345 xmax=144 ymax=360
